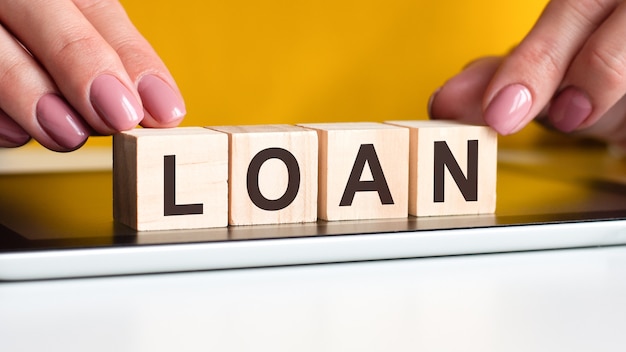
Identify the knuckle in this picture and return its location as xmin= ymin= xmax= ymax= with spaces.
xmin=109 ymin=31 xmax=164 ymax=77
xmin=46 ymin=28 xmax=120 ymax=79
xmin=51 ymin=32 xmax=102 ymax=62
xmin=0 ymin=58 xmax=33 ymax=90
xmin=72 ymin=0 xmax=112 ymax=12
xmin=514 ymin=39 xmax=564 ymax=81
xmin=114 ymin=36 xmax=150 ymax=57
xmin=563 ymin=0 xmax=618 ymax=20
xmin=585 ymin=45 xmax=626 ymax=90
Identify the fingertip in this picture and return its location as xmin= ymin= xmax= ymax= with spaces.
xmin=0 ymin=134 xmax=30 ymax=148
xmin=36 ymin=94 xmax=90 ymax=151
xmin=548 ymin=87 xmax=593 ymax=133
xmin=137 ymin=75 xmax=186 ymax=126
xmin=427 ymin=87 xmax=442 ymax=119
xmin=90 ymin=74 xmax=144 ymax=132
xmin=0 ymin=110 xmax=31 ymax=148
xmin=139 ymin=111 xmax=184 ymax=129
xmin=483 ymin=84 xmax=533 ymax=135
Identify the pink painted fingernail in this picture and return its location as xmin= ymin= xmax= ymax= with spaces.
xmin=0 ymin=111 xmax=30 ymax=146
xmin=90 ymin=74 xmax=143 ymax=131
xmin=138 ymin=75 xmax=186 ymax=124
xmin=37 ymin=94 xmax=89 ymax=150
xmin=548 ymin=87 xmax=592 ymax=133
xmin=484 ymin=84 xmax=532 ymax=135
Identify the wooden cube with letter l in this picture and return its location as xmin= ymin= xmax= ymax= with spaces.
xmin=208 ymin=124 xmax=318 ymax=226
xmin=298 ymin=122 xmax=409 ymax=221
xmin=385 ymin=120 xmax=497 ymax=217
xmin=113 ymin=127 xmax=229 ymax=231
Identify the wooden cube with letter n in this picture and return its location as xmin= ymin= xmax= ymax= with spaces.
xmin=208 ymin=124 xmax=318 ymax=226
xmin=386 ymin=120 xmax=497 ymax=216
xmin=298 ymin=122 xmax=409 ymax=221
xmin=113 ymin=127 xmax=229 ymax=231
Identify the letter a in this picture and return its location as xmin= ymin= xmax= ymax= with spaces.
xmin=340 ymin=144 xmax=394 ymax=206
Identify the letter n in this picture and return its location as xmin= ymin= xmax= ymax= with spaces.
xmin=433 ymin=140 xmax=478 ymax=203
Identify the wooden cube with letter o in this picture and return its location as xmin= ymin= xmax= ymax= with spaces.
xmin=208 ymin=124 xmax=318 ymax=226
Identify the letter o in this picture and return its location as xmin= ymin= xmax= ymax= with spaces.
xmin=247 ymin=148 xmax=301 ymax=211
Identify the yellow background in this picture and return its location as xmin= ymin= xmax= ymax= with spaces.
xmin=3 ymin=0 xmax=550 ymax=152
xmin=2 ymin=0 xmax=600 ymax=231
xmin=115 ymin=0 xmax=548 ymax=147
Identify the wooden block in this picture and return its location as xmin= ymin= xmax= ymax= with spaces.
xmin=298 ymin=122 xmax=409 ymax=221
xmin=207 ymin=124 xmax=318 ymax=226
xmin=385 ymin=120 xmax=497 ymax=216
xmin=113 ymin=127 xmax=228 ymax=231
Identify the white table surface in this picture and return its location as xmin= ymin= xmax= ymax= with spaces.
xmin=2 ymin=244 xmax=626 ymax=352
xmin=2 ymin=144 xmax=626 ymax=350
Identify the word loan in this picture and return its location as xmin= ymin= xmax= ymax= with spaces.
xmin=113 ymin=120 xmax=497 ymax=231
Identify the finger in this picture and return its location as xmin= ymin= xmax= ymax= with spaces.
xmin=0 ymin=0 xmax=144 ymax=134
xmin=549 ymin=2 xmax=626 ymax=132
xmin=572 ymin=95 xmax=626 ymax=144
xmin=137 ymin=75 xmax=186 ymax=128
xmin=0 ymin=25 xmax=89 ymax=151
xmin=429 ymin=56 xmax=502 ymax=125
xmin=482 ymin=0 xmax=620 ymax=135
xmin=74 ymin=0 xmax=186 ymax=127
xmin=0 ymin=109 xmax=30 ymax=148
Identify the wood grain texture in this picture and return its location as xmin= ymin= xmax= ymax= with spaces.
xmin=208 ymin=125 xmax=318 ymax=226
xmin=113 ymin=128 xmax=228 ymax=231
xmin=299 ymin=122 xmax=409 ymax=221
xmin=386 ymin=120 xmax=497 ymax=216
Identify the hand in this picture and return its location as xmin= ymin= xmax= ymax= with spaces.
xmin=0 ymin=0 xmax=186 ymax=152
xmin=429 ymin=0 xmax=626 ymax=146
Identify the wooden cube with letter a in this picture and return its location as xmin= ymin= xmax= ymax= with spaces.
xmin=113 ymin=127 xmax=228 ymax=231
xmin=298 ymin=122 xmax=409 ymax=221
xmin=386 ymin=120 xmax=497 ymax=216
xmin=208 ymin=125 xmax=318 ymax=226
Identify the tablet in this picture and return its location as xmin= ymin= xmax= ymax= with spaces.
xmin=2 ymin=144 xmax=626 ymax=281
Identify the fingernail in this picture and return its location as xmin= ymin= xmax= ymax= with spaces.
xmin=37 ymin=94 xmax=89 ymax=150
xmin=0 ymin=111 xmax=30 ymax=146
xmin=484 ymin=84 xmax=532 ymax=135
xmin=548 ymin=87 xmax=592 ymax=133
xmin=138 ymin=75 xmax=186 ymax=124
xmin=427 ymin=87 xmax=442 ymax=119
xmin=90 ymin=74 xmax=143 ymax=131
